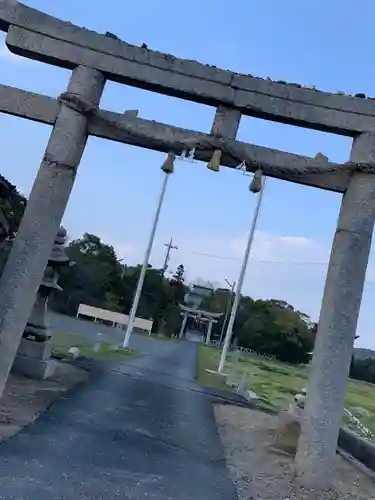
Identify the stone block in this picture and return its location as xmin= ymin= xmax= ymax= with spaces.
xmin=17 ymin=338 xmax=52 ymax=360
xmin=67 ymin=346 xmax=81 ymax=360
xmin=12 ymin=355 xmax=57 ymax=380
xmin=271 ymin=409 xmax=301 ymax=456
xmin=338 ymin=427 xmax=375 ymax=473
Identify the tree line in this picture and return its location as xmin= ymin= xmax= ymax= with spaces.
xmin=350 ymin=357 xmax=375 ymax=385
xmin=51 ymin=235 xmax=316 ymax=364
xmin=51 ymin=233 xmax=187 ymax=337
xmin=201 ymin=292 xmax=315 ymax=364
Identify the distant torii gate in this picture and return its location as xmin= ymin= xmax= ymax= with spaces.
xmin=178 ymin=304 xmax=222 ymax=344
xmin=0 ymin=0 xmax=374 ymax=489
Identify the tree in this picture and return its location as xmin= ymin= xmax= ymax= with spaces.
xmin=0 ymin=175 xmax=27 ymax=276
xmin=0 ymin=176 xmax=27 ymax=240
xmin=50 ymin=233 xmax=123 ymax=315
xmin=350 ymin=358 xmax=375 ymax=384
xmin=235 ymin=298 xmax=314 ymax=364
xmin=169 ymin=264 xmax=186 ymax=304
xmin=50 ymin=233 xmax=188 ymax=337
xmin=172 ymin=264 xmax=185 ymax=285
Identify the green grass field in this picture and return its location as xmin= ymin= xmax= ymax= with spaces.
xmin=52 ymin=332 xmax=138 ymax=361
xmin=196 ymin=346 xmax=229 ymax=391
xmin=197 ymin=345 xmax=375 ymax=435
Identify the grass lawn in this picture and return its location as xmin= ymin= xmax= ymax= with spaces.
xmin=52 ymin=332 xmax=139 ymax=361
xmin=197 ymin=345 xmax=375 ymax=435
xmin=195 ymin=345 xmax=230 ymax=391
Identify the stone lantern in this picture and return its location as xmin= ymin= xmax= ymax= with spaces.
xmin=23 ymin=227 xmax=70 ymax=342
xmin=13 ymin=227 xmax=70 ymax=379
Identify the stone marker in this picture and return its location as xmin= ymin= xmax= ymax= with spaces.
xmin=23 ymin=227 xmax=69 ymax=342
xmin=272 ymin=388 xmax=306 ymax=456
xmin=236 ymin=371 xmax=248 ymax=395
xmin=67 ymin=347 xmax=80 ymax=360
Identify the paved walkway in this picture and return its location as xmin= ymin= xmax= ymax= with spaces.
xmin=0 ymin=338 xmax=238 ymax=499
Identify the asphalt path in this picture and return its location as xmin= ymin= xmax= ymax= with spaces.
xmin=0 ymin=317 xmax=238 ymax=499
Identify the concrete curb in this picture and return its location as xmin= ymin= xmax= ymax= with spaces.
xmin=338 ymin=427 xmax=375 ymax=475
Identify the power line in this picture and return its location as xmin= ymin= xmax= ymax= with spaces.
xmin=175 ymin=249 xmax=329 ymax=266
xmin=209 ymin=274 xmax=375 ymax=286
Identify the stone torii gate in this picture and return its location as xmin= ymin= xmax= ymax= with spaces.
xmin=0 ymin=0 xmax=374 ymax=490
xmin=178 ymin=304 xmax=222 ymax=343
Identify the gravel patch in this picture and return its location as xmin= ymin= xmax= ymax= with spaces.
xmin=215 ymin=405 xmax=375 ymax=500
xmin=0 ymin=361 xmax=88 ymax=441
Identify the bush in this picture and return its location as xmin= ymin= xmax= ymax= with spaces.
xmin=350 ymin=358 xmax=375 ymax=384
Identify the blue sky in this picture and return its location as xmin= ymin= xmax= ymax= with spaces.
xmin=1 ymin=0 xmax=375 ymax=347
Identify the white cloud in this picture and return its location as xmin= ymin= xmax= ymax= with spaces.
xmin=231 ymin=231 xmax=330 ymax=264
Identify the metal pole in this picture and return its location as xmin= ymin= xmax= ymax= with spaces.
xmin=219 ymin=280 xmax=235 ymax=346
xmin=218 ymin=177 xmax=266 ymax=373
xmin=123 ymin=172 xmax=171 ymax=347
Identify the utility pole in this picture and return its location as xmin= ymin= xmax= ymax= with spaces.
xmin=218 ymin=170 xmax=265 ymax=373
xmin=162 ymin=238 xmax=178 ymax=276
xmin=123 ymin=153 xmax=175 ymax=348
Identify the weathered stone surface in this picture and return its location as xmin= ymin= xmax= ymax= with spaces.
xmin=0 ymin=84 xmax=350 ymax=192
xmin=0 ymin=83 xmax=57 ymax=123
xmin=0 ymin=66 xmax=105 ymax=397
xmin=233 ymin=87 xmax=375 ymax=135
xmin=91 ymin=110 xmax=351 ymax=192
xmin=0 ymin=1 xmax=233 ymax=85
xmin=272 ymin=409 xmax=301 ymax=456
xmin=6 ymin=27 xmax=236 ymax=106
xmin=211 ymin=106 xmax=241 ymax=138
xmin=295 ymin=132 xmax=375 ymax=489
xmin=16 ymin=338 xmax=51 ymax=360
xmin=0 ymin=4 xmax=375 ymax=134
xmin=338 ymin=427 xmax=375 ymax=473
xmin=12 ymin=355 xmax=56 ymax=380
xmin=232 ymin=74 xmax=375 ymax=115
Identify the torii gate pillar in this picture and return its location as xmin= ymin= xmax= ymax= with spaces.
xmin=179 ymin=313 xmax=188 ymax=340
xmin=0 ymin=66 xmax=105 ymax=397
xmin=205 ymin=320 xmax=214 ymax=346
xmin=294 ymin=132 xmax=375 ymax=488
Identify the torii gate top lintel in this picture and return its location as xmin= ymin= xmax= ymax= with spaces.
xmin=0 ymin=1 xmax=373 ymax=194
xmin=0 ymin=1 xmax=374 ymax=138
